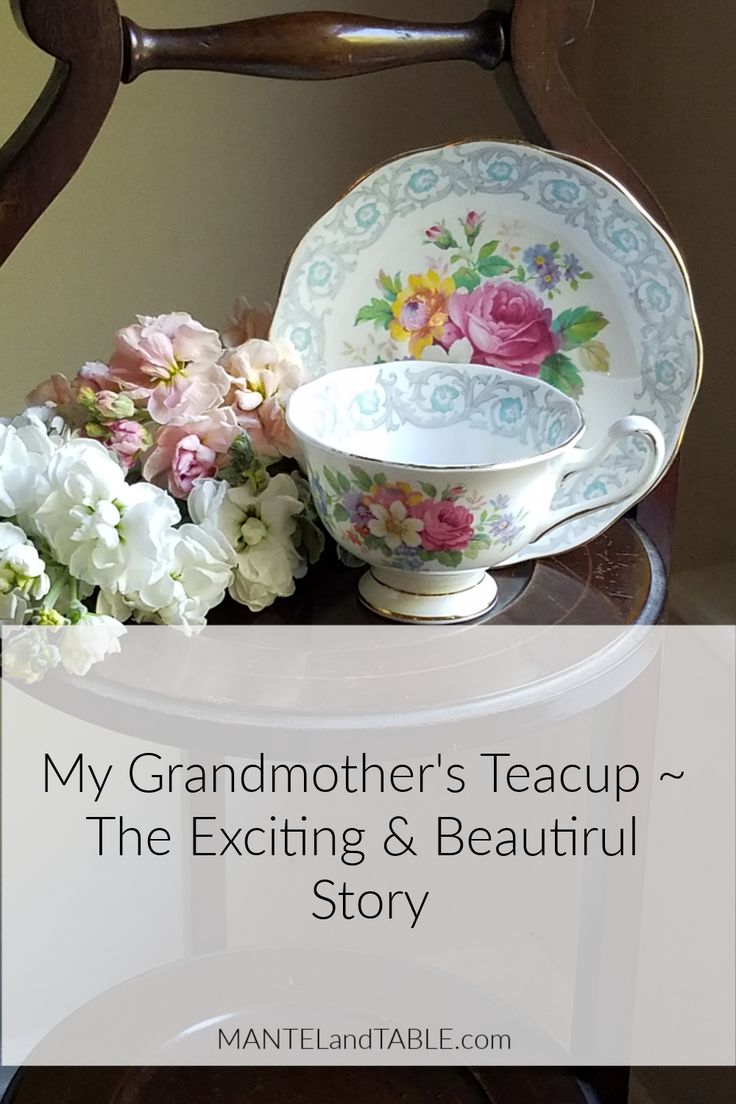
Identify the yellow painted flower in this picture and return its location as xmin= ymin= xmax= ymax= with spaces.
xmin=390 ymin=270 xmax=455 ymax=356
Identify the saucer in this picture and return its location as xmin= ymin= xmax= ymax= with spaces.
xmin=271 ymin=141 xmax=701 ymax=564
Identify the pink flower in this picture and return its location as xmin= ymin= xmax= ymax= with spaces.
xmin=442 ymin=282 xmax=560 ymax=375
xmin=426 ymin=224 xmax=445 ymax=241
xmin=414 ymin=500 xmax=475 ymax=552
xmin=466 ymin=211 xmax=482 ymax=230
xmin=109 ymin=313 xmax=228 ymax=424
xmin=106 ymin=420 xmax=150 ymax=470
xmin=222 ymin=338 xmax=303 ymax=460
xmin=222 ymin=297 xmax=272 ymax=348
xmin=143 ymin=409 xmax=239 ymax=498
xmin=95 ymin=390 xmax=137 ymax=420
xmin=78 ymin=361 xmax=117 ymax=392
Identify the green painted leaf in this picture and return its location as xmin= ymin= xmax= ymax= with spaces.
xmin=539 ymin=352 xmax=585 ymax=399
xmin=437 ymin=550 xmax=464 ymax=568
xmin=420 ymin=482 xmax=438 ymax=498
xmin=580 ymin=271 xmax=594 ymax=280
xmin=373 ymin=472 xmax=387 ymax=486
xmin=477 ymin=254 xmax=514 ymax=278
xmin=453 ymin=266 xmax=481 ymax=292
xmin=514 ymin=265 xmax=526 ymax=282
xmin=549 ymin=240 xmax=560 ymax=254
xmin=578 ymin=340 xmax=611 ymax=374
xmin=349 ymin=465 xmax=373 ymax=492
xmin=336 ymin=471 xmax=351 ymax=493
xmin=552 ymin=306 xmax=608 ymax=349
xmin=355 ymin=297 xmax=394 ymax=329
xmin=333 ymin=503 xmax=349 ymax=522
xmin=478 ymin=240 xmax=500 ymax=260
xmin=323 ymin=467 xmax=343 ymax=495
xmin=377 ymin=270 xmax=402 ymax=302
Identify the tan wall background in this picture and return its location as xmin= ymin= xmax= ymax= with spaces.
xmin=1 ymin=0 xmax=734 ymax=612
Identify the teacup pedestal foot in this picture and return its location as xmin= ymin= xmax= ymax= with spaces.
xmin=358 ymin=566 xmax=498 ymax=624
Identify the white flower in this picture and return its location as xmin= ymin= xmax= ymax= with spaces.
xmin=55 ymin=616 xmax=126 ymax=677
xmin=420 ymin=338 xmax=475 ymax=364
xmin=189 ymin=474 xmax=305 ymax=612
xmin=0 ymin=417 xmax=59 ymax=521
xmin=0 ymin=522 xmax=50 ymax=603
xmin=0 ymin=591 xmax=29 ymax=625
xmin=2 ymin=628 xmax=60 ymax=683
xmin=34 ymin=439 xmax=180 ymax=594
xmin=367 ymin=500 xmax=424 ymax=550
xmin=97 ymin=522 xmax=234 ymax=627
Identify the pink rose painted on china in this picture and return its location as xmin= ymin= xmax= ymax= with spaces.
xmin=442 ymin=282 xmax=560 ymax=375
xmin=413 ymin=499 xmax=475 ymax=552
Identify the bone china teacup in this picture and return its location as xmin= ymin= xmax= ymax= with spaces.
xmin=287 ymin=362 xmax=666 ymax=623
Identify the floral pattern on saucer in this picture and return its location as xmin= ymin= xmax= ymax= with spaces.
xmin=355 ymin=215 xmax=609 ymax=399
xmin=311 ymin=463 xmax=528 ymax=569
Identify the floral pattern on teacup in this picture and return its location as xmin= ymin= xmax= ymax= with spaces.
xmin=312 ymin=463 xmax=528 ymax=569
xmin=355 ymin=215 xmax=610 ymax=399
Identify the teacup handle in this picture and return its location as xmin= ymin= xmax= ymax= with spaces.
xmin=526 ymin=415 xmax=667 ymax=546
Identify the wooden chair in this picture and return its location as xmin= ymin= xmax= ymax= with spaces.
xmin=1 ymin=2 xmax=676 ymax=1100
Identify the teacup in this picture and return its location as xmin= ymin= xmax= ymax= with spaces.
xmin=287 ymin=362 xmax=666 ymax=623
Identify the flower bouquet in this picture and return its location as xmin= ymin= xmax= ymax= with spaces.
xmin=0 ymin=301 xmax=325 ymax=649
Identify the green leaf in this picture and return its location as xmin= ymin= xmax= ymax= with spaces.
xmin=355 ymin=297 xmax=394 ymax=329
xmin=349 ymin=465 xmax=373 ymax=492
xmin=514 ymin=265 xmax=526 ymax=282
xmin=295 ymin=515 xmax=326 ymax=564
xmin=549 ymin=240 xmax=560 ymax=254
xmin=477 ymin=254 xmax=514 ymax=278
xmin=552 ymin=306 xmax=609 ymax=349
xmin=437 ymin=550 xmax=464 ymax=568
xmin=377 ymin=271 xmax=402 ymax=302
xmin=539 ymin=352 xmax=585 ymax=399
xmin=580 ymin=271 xmax=594 ymax=280
xmin=336 ymin=471 xmax=351 ymax=493
xmin=578 ymin=340 xmax=611 ymax=374
xmin=373 ymin=472 xmax=387 ymax=486
xmin=420 ymin=482 xmax=438 ymax=498
xmin=478 ymin=240 xmax=500 ymax=260
xmin=453 ymin=266 xmax=481 ymax=292
xmin=333 ymin=503 xmax=349 ymax=522
xmin=323 ymin=467 xmax=343 ymax=495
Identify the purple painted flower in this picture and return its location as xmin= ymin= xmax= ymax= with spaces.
xmin=562 ymin=253 xmax=583 ymax=281
xmin=343 ymin=488 xmax=373 ymax=530
xmin=489 ymin=513 xmax=520 ymax=545
xmin=535 ymin=261 xmax=562 ymax=293
xmin=523 ymin=244 xmax=555 ymax=272
xmin=313 ymin=475 xmax=329 ymax=517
